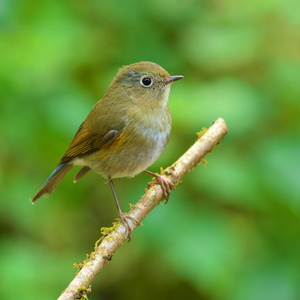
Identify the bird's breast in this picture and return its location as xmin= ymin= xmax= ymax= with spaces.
xmin=76 ymin=108 xmax=172 ymax=178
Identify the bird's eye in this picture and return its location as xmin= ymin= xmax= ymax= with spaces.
xmin=140 ymin=77 xmax=152 ymax=87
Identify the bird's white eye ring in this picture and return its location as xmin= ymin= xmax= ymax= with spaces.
xmin=140 ymin=76 xmax=153 ymax=87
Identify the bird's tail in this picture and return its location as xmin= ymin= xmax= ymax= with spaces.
xmin=32 ymin=161 xmax=73 ymax=203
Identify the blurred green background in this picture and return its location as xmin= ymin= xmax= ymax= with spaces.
xmin=1 ymin=0 xmax=300 ymax=299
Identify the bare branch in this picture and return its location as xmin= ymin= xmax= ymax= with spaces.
xmin=58 ymin=118 xmax=228 ymax=300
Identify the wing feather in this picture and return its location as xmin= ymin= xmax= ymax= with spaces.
xmin=60 ymin=123 xmax=124 ymax=164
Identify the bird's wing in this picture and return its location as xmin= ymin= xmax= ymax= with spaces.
xmin=60 ymin=122 xmax=124 ymax=164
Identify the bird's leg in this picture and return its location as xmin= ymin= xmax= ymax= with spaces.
xmin=143 ymin=170 xmax=175 ymax=204
xmin=108 ymin=178 xmax=138 ymax=241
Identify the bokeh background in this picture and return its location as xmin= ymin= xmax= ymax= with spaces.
xmin=1 ymin=1 xmax=300 ymax=299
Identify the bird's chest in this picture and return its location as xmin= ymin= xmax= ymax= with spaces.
xmin=132 ymin=109 xmax=171 ymax=155
xmin=83 ymin=109 xmax=172 ymax=178
xmin=139 ymin=122 xmax=171 ymax=155
xmin=115 ymin=109 xmax=171 ymax=174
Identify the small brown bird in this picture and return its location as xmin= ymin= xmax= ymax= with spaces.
xmin=32 ymin=61 xmax=183 ymax=239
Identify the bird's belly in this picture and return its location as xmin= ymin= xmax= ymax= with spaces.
xmin=74 ymin=124 xmax=171 ymax=178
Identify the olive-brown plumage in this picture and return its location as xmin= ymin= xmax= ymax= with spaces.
xmin=32 ymin=61 xmax=183 ymax=239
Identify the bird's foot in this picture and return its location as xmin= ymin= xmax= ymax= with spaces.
xmin=145 ymin=171 xmax=175 ymax=204
xmin=118 ymin=213 xmax=139 ymax=242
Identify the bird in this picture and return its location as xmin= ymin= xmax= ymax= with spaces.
xmin=32 ymin=61 xmax=183 ymax=239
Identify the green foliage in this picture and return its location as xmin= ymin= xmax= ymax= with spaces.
xmin=1 ymin=0 xmax=300 ymax=299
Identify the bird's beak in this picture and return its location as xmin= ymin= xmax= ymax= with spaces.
xmin=165 ymin=75 xmax=184 ymax=84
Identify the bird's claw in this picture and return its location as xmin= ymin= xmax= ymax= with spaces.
xmin=119 ymin=213 xmax=139 ymax=242
xmin=147 ymin=174 xmax=175 ymax=204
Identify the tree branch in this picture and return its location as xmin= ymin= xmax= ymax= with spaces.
xmin=58 ymin=118 xmax=228 ymax=300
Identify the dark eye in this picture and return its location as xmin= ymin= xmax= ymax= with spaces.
xmin=141 ymin=77 xmax=152 ymax=87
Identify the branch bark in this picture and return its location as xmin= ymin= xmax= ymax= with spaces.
xmin=58 ymin=118 xmax=228 ymax=300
